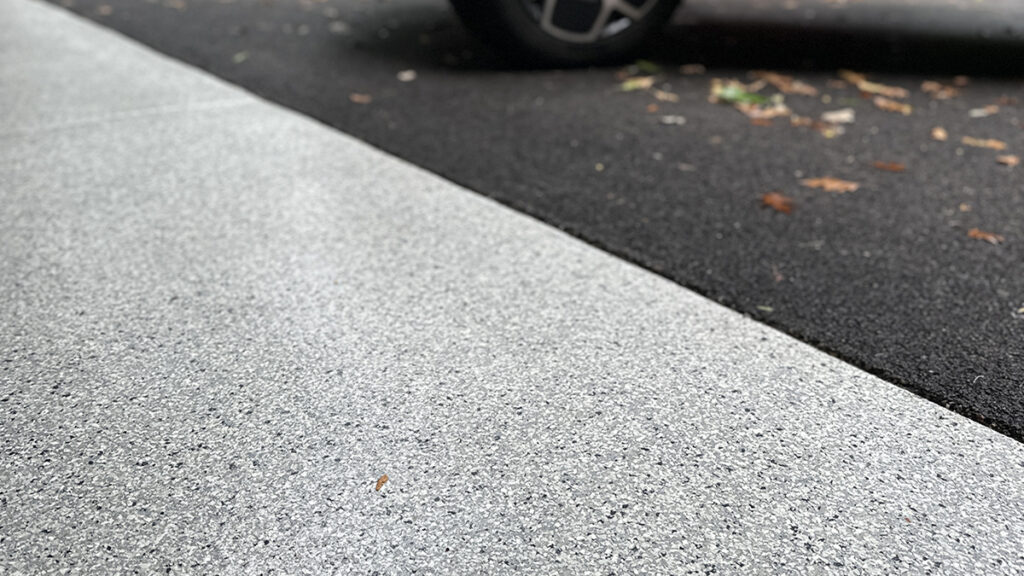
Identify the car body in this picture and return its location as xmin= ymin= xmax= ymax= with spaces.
xmin=450 ymin=0 xmax=682 ymax=65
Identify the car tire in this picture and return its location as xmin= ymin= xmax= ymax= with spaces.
xmin=450 ymin=0 xmax=682 ymax=66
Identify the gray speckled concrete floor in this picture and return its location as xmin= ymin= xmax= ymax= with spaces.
xmin=2 ymin=1 xmax=1024 ymax=573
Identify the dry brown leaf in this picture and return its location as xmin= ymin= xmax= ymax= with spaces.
xmin=953 ymin=75 xmax=970 ymax=87
xmin=752 ymin=71 xmax=818 ymax=96
xmin=646 ymin=103 xmax=659 ymax=113
xmin=801 ymin=177 xmax=860 ymax=193
xmin=873 ymin=96 xmax=912 ymax=115
xmin=962 ymin=136 xmax=1007 ymax=150
xmin=969 ymin=105 xmax=1000 ymax=118
xmin=762 ymin=192 xmax=794 ymax=214
xmin=375 ymin=474 xmax=389 ymax=491
xmin=750 ymin=118 xmax=774 ymax=127
xmin=349 ymin=93 xmax=373 ymax=104
xmin=735 ymin=101 xmax=791 ymax=120
xmin=680 ymin=63 xmax=706 ymax=75
xmin=931 ymin=126 xmax=949 ymax=141
xmin=997 ymin=155 xmax=1020 ymax=167
xmin=653 ymin=89 xmax=679 ymax=103
xmin=790 ymin=115 xmax=845 ymax=138
xmin=921 ymin=81 xmax=958 ymax=99
xmin=839 ymin=71 xmax=909 ymax=98
xmin=873 ymin=161 xmax=906 ymax=172
xmin=968 ymin=228 xmax=1005 ymax=245
xmin=838 ymin=70 xmax=867 ymax=85
xmin=958 ymin=203 xmax=972 ymax=212
xmin=859 ymin=81 xmax=910 ymax=99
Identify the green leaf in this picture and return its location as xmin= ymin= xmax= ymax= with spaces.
xmin=717 ymin=84 xmax=767 ymax=104
xmin=620 ymin=76 xmax=655 ymax=92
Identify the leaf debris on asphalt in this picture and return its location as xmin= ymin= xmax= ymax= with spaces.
xmin=818 ymin=124 xmax=845 ymax=138
xmin=349 ymin=93 xmax=372 ymax=104
xmin=396 ymin=69 xmax=417 ymax=82
xmin=921 ymin=81 xmax=958 ymax=100
xmin=839 ymin=70 xmax=909 ymax=98
xmin=660 ymin=115 xmax=687 ymax=126
xmin=962 ymin=136 xmax=1007 ymax=150
xmin=680 ymin=63 xmax=706 ymax=75
xmin=752 ymin=71 xmax=818 ymax=96
xmin=931 ymin=126 xmax=949 ymax=141
xmin=653 ymin=89 xmax=679 ymax=102
xmin=375 ymin=474 xmax=389 ymax=491
xmin=967 ymin=228 xmax=1005 ymax=245
xmin=838 ymin=69 xmax=867 ymax=84
xmin=821 ymin=108 xmax=855 ymax=124
xmin=621 ymin=76 xmax=656 ymax=92
xmin=801 ymin=177 xmax=860 ymax=193
xmin=997 ymin=155 xmax=1020 ymax=167
xmin=789 ymin=115 xmax=844 ymax=138
xmin=873 ymin=161 xmax=906 ymax=172
xmin=969 ymin=105 xmax=1000 ymax=118
xmin=762 ymin=192 xmax=794 ymax=214
xmin=709 ymin=78 xmax=768 ymax=105
xmin=735 ymin=101 xmax=791 ymax=120
xmin=873 ymin=96 xmax=912 ymax=115
xmin=709 ymin=78 xmax=806 ymax=122
xmin=859 ymin=80 xmax=910 ymax=99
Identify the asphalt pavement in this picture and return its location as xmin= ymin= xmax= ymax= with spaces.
xmin=42 ymin=0 xmax=1024 ymax=439
xmin=3 ymin=1 xmax=1024 ymax=573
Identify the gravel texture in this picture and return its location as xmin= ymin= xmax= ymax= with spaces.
xmin=39 ymin=0 xmax=1024 ymax=439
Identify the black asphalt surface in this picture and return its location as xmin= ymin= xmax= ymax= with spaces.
xmin=50 ymin=0 xmax=1024 ymax=438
